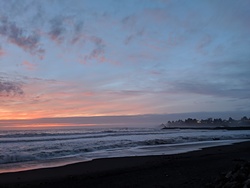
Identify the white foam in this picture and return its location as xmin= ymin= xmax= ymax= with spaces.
xmin=0 ymin=128 xmax=250 ymax=173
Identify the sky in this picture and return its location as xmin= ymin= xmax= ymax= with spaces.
xmin=0 ymin=0 xmax=250 ymax=126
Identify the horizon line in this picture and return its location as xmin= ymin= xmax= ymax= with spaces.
xmin=1 ymin=111 xmax=249 ymax=122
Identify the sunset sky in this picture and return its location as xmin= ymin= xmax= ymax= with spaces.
xmin=1 ymin=0 xmax=250 ymax=123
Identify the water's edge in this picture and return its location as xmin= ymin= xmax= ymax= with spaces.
xmin=0 ymin=139 xmax=248 ymax=174
xmin=1 ymin=128 xmax=250 ymax=174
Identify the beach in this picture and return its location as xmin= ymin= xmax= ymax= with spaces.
xmin=0 ymin=141 xmax=249 ymax=188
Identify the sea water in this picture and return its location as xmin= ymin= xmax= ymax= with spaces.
xmin=0 ymin=127 xmax=250 ymax=173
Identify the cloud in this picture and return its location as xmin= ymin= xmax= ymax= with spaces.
xmin=122 ymin=15 xmax=137 ymax=29
xmin=0 ymin=80 xmax=24 ymax=97
xmin=109 ymin=90 xmax=146 ymax=96
xmin=83 ymin=36 xmax=106 ymax=61
xmin=48 ymin=14 xmax=86 ymax=45
xmin=0 ymin=16 xmax=44 ymax=56
xmin=121 ymin=14 xmax=146 ymax=45
xmin=0 ymin=50 xmax=4 ymax=57
xmin=74 ymin=21 xmax=84 ymax=34
xmin=0 ymin=45 xmax=6 ymax=57
xmin=143 ymin=8 xmax=169 ymax=23
xmin=70 ymin=21 xmax=84 ymax=44
xmin=22 ymin=61 xmax=37 ymax=71
xmin=196 ymin=34 xmax=212 ymax=54
xmin=171 ymin=81 xmax=250 ymax=99
xmin=48 ymin=16 xmax=66 ymax=44
xmin=124 ymin=29 xmax=144 ymax=45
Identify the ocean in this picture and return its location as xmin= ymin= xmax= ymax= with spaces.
xmin=0 ymin=127 xmax=250 ymax=173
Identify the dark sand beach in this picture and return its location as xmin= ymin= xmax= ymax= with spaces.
xmin=0 ymin=141 xmax=249 ymax=188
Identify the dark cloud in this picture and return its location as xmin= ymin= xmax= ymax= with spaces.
xmin=48 ymin=16 xmax=66 ymax=43
xmin=0 ymin=16 xmax=44 ymax=56
xmin=49 ymin=16 xmax=85 ymax=46
xmin=89 ymin=47 xmax=104 ymax=59
xmin=124 ymin=29 xmax=144 ymax=45
xmin=85 ymin=36 xmax=105 ymax=60
xmin=74 ymin=21 xmax=84 ymax=34
xmin=71 ymin=21 xmax=84 ymax=44
xmin=122 ymin=15 xmax=137 ymax=29
xmin=0 ymin=80 xmax=24 ymax=97
xmin=31 ymin=2 xmax=46 ymax=26
xmin=121 ymin=15 xmax=145 ymax=45
xmin=90 ymin=36 xmax=104 ymax=47
xmin=171 ymin=81 xmax=250 ymax=99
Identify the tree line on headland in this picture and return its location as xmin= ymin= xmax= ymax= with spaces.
xmin=162 ymin=116 xmax=250 ymax=129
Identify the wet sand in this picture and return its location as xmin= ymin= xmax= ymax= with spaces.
xmin=0 ymin=141 xmax=249 ymax=188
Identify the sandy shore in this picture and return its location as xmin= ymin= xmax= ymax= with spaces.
xmin=0 ymin=141 xmax=249 ymax=188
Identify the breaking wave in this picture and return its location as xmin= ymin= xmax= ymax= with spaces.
xmin=0 ymin=127 xmax=250 ymax=168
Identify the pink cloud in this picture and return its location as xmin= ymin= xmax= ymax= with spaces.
xmin=149 ymin=70 xmax=162 ymax=75
xmin=0 ymin=48 xmax=6 ymax=57
xmin=22 ymin=61 xmax=37 ymax=71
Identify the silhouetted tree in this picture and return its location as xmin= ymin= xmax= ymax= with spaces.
xmin=213 ymin=118 xmax=223 ymax=124
xmin=163 ymin=116 xmax=250 ymax=128
xmin=185 ymin=118 xmax=197 ymax=124
xmin=241 ymin=116 xmax=248 ymax=121
xmin=228 ymin=117 xmax=234 ymax=123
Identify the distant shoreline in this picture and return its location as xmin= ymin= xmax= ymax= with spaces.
xmin=162 ymin=116 xmax=250 ymax=131
xmin=162 ymin=126 xmax=250 ymax=130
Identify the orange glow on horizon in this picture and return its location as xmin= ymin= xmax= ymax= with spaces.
xmin=0 ymin=78 xmax=162 ymax=122
xmin=0 ymin=112 xmax=145 ymax=121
